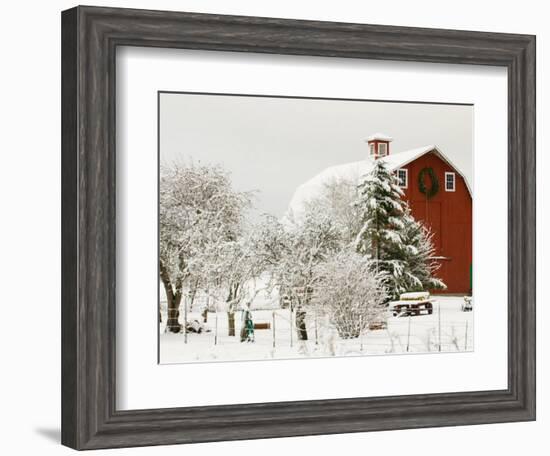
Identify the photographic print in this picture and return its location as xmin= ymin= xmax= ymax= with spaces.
xmin=158 ymin=92 xmax=473 ymax=364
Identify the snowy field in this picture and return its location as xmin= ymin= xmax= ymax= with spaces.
xmin=159 ymin=296 xmax=473 ymax=364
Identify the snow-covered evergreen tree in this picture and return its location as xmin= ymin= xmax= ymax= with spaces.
xmin=388 ymin=206 xmax=446 ymax=295
xmin=355 ymin=159 xmax=407 ymax=260
xmin=354 ymin=159 xmax=445 ymax=298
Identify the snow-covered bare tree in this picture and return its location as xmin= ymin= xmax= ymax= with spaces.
xmin=159 ymin=162 xmax=252 ymax=333
xmin=354 ymin=159 xmax=444 ymax=299
xmin=266 ymin=210 xmax=341 ymax=340
xmin=199 ymin=227 xmax=267 ymax=336
xmin=303 ymin=177 xmax=361 ymax=246
xmin=314 ymin=250 xmax=387 ymax=339
xmin=248 ymin=215 xmax=289 ymax=270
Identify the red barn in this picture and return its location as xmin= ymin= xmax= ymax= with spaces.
xmin=366 ymin=133 xmax=472 ymax=294
xmin=288 ymin=133 xmax=472 ymax=294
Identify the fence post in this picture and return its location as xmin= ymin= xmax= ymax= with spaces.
xmin=184 ymin=294 xmax=188 ymax=344
xmin=272 ymin=311 xmax=276 ymax=349
xmin=214 ymin=309 xmax=218 ymax=346
xmin=289 ymin=304 xmax=294 ymax=347
xmin=315 ymin=310 xmax=319 ymax=345
xmin=464 ymin=320 xmax=468 ymax=351
xmin=289 ymin=305 xmax=293 ymax=348
xmin=359 ymin=315 xmax=363 ymax=353
xmin=204 ymin=292 xmax=209 ymax=323
xmin=438 ymin=301 xmax=441 ymax=352
xmin=406 ymin=314 xmax=412 ymax=352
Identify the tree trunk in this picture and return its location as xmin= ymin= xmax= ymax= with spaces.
xmin=226 ymin=283 xmax=240 ymax=336
xmin=296 ymin=310 xmax=308 ymax=340
xmin=166 ymin=290 xmax=183 ymax=333
xmin=227 ymin=311 xmax=236 ymax=336
xmin=294 ymin=288 xmax=312 ymax=340
xmin=203 ymin=293 xmax=210 ymax=322
xmin=188 ymin=278 xmax=200 ymax=311
xmin=160 ymin=261 xmax=183 ymax=333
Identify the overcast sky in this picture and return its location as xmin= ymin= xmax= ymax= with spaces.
xmin=160 ymin=93 xmax=473 ymax=218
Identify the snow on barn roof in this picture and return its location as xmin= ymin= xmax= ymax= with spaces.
xmin=366 ymin=132 xmax=393 ymax=142
xmin=286 ymin=145 xmax=471 ymax=220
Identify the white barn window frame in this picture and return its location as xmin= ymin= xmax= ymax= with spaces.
xmin=369 ymin=143 xmax=375 ymax=156
xmin=378 ymin=142 xmax=388 ymax=156
xmin=445 ymin=171 xmax=456 ymax=191
xmin=397 ymin=168 xmax=408 ymax=188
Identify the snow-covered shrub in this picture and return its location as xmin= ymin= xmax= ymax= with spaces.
xmin=313 ymin=250 xmax=387 ymax=339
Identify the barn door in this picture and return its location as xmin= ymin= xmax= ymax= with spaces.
xmin=410 ymin=200 xmax=442 ymax=252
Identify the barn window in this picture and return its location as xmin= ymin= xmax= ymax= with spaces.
xmin=445 ymin=172 xmax=456 ymax=191
xmin=369 ymin=143 xmax=375 ymax=156
xmin=397 ymin=168 xmax=408 ymax=188
xmin=378 ymin=142 xmax=388 ymax=156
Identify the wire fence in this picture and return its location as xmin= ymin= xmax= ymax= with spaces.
xmin=160 ymin=298 xmax=473 ymax=355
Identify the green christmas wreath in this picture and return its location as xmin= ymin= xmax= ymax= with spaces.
xmin=418 ymin=167 xmax=439 ymax=199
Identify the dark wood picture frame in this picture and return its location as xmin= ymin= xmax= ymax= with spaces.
xmin=61 ymin=5 xmax=536 ymax=450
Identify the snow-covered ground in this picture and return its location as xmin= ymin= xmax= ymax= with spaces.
xmin=159 ymin=296 xmax=473 ymax=364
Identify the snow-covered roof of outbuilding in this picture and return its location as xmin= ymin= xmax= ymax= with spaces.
xmin=286 ymin=145 xmax=471 ymax=221
xmin=366 ymin=132 xmax=393 ymax=142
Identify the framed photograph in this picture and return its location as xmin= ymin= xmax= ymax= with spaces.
xmin=61 ymin=5 xmax=536 ymax=450
xmin=157 ymin=92 xmax=475 ymax=364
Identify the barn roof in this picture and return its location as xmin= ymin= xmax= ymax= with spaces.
xmin=384 ymin=145 xmax=472 ymax=196
xmin=366 ymin=132 xmax=393 ymax=142
xmin=380 ymin=145 xmax=436 ymax=170
xmin=286 ymin=145 xmax=471 ymax=221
